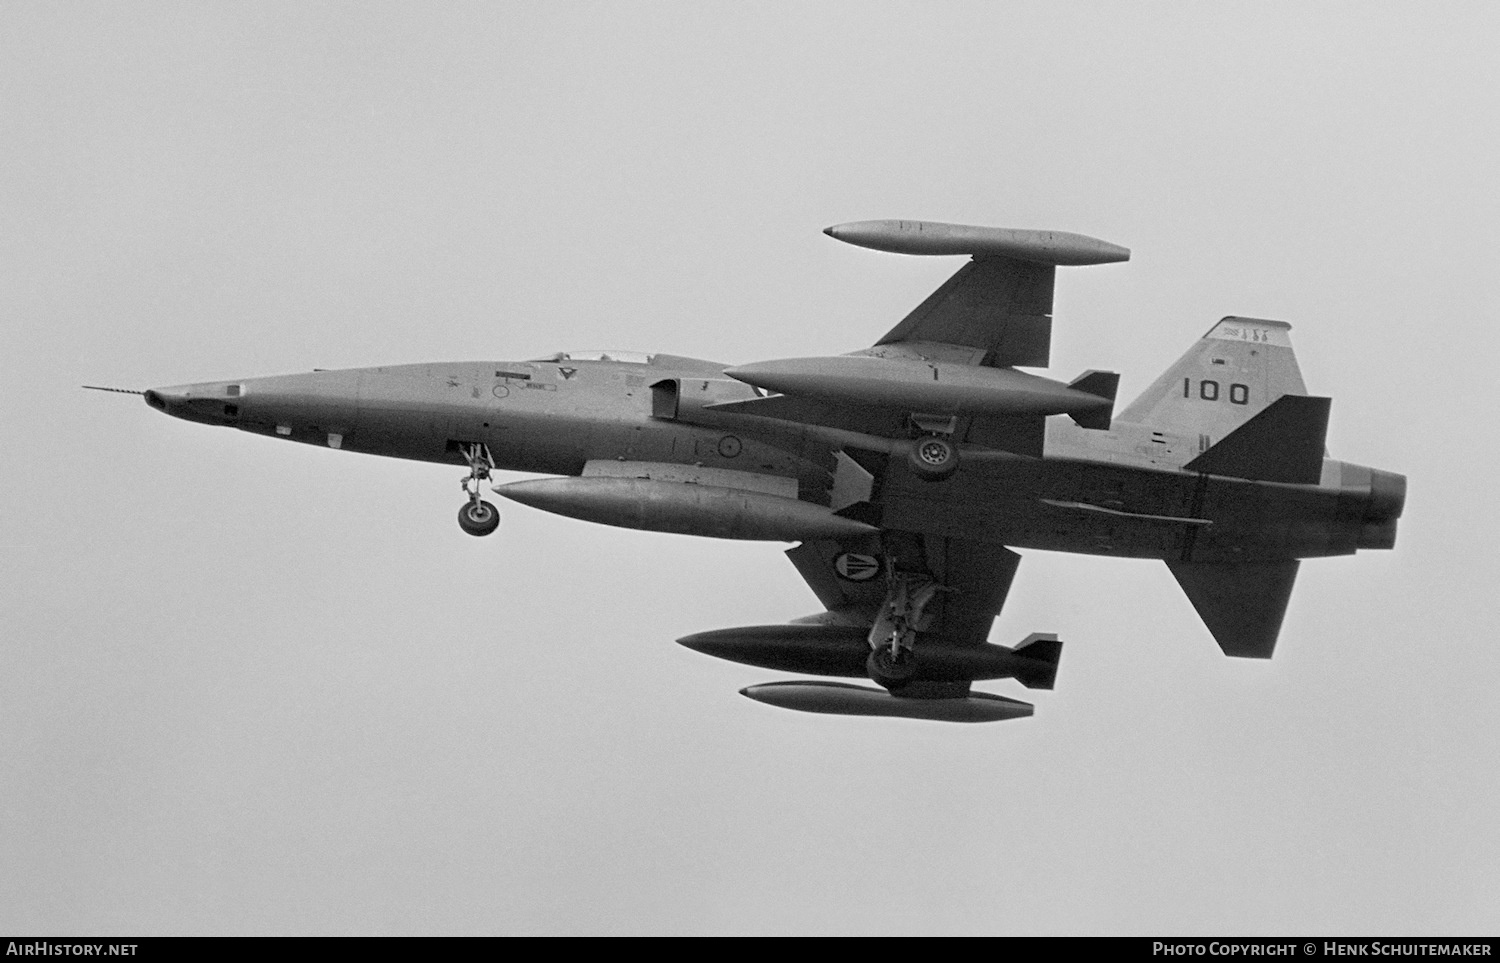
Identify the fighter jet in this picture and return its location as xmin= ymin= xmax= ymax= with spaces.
xmin=110 ymin=220 xmax=1406 ymax=722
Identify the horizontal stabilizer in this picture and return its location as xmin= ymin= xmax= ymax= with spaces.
xmin=740 ymin=681 xmax=1034 ymax=723
xmin=1167 ymin=560 xmax=1300 ymax=658
xmin=1184 ymin=394 xmax=1330 ymax=484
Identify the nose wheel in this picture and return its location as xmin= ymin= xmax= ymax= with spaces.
xmin=457 ymin=442 xmax=500 ymax=537
xmin=458 ymin=499 xmax=500 ymax=537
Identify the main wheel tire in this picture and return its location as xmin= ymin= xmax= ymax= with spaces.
xmin=867 ymin=646 xmax=919 ymax=689
xmin=907 ymin=435 xmax=959 ymax=481
xmin=458 ymin=499 xmax=501 ymax=536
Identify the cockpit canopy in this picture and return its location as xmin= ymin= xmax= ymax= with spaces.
xmin=526 ymin=351 xmax=727 ymax=375
xmin=530 ymin=350 xmax=653 ymax=364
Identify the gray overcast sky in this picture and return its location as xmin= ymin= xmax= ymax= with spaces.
xmin=3 ymin=1 xmax=1498 ymax=936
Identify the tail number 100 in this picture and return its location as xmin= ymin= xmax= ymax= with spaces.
xmin=1184 ymin=379 xmax=1250 ymax=405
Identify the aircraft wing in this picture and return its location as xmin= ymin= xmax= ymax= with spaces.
xmin=711 ymin=222 xmax=1128 ymax=456
xmin=786 ymin=533 xmax=1021 ymax=647
xmin=875 ymin=256 xmax=1057 ymax=367
xmin=827 ymin=220 xmax=1130 ymax=368
xmin=782 ymin=532 xmax=1060 ymax=699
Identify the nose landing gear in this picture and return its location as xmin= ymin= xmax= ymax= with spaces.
xmin=458 ymin=500 xmax=500 ymax=537
xmin=457 ymin=442 xmax=500 ymax=537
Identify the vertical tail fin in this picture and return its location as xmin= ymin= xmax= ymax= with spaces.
xmin=1116 ymin=317 xmax=1310 ymax=444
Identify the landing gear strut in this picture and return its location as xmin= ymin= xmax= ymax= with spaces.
xmin=866 ymin=565 xmax=947 ymax=690
xmin=866 ymin=645 xmax=918 ymax=686
xmin=457 ymin=442 xmax=500 ymax=537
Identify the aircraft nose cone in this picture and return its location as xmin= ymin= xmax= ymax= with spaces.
xmin=143 ymin=384 xmax=203 ymax=411
xmin=142 ymin=382 xmax=242 ymax=425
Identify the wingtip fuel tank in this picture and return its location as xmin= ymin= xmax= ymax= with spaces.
xmin=824 ymin=220 xmax=1130 ymax=265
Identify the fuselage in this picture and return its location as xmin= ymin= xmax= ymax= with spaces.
xmin=147 ymin=354 xmax=800 ymax=473
xmin=145 ymin=351 xmax=1404 ymax=563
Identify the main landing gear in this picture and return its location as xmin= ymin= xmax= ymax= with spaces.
xmin=907 ymin=434 xmax=958 ymax=481
xmin=905 ymin=414 xmax=960 ymax=482
xmin=866 ymin=565 xmax=948 ymax=690
xmin=457 ymin=442 xmax=500 ymax=537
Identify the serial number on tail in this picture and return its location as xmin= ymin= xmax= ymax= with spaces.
xmin=1184 ymin=379 xmax=1250 ymax=405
